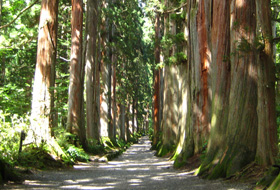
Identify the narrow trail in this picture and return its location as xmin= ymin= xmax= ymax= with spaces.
xmin=3 ymin=136 xmax=251 ymax=190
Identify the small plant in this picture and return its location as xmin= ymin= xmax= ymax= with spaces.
xmin=53 ymin=127 xmax=90 ymax=163
xmin=66 ymin=145 xmax=89 ymax=162
xmin=18 ymin=143 xmax=63 ymax=169
xmin=0 ymin=111 xmax=30 ymax=166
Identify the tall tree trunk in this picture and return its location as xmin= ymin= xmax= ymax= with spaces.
xmin=85 ymin=0 xmax=99 ymax=141
xmin=132 ymin=98 xmax=136 ymax=134
xmin=192 ymin=0 xmax=211 ymax=154
xmin=159 ymin=0 xmax=181 ymax=156
xmin=198 ymin=0 xmax=231 ymax=176
xmin=107 ymin=51 xmax=113 ymax=139
xmin=145 ymin=105 xmax=149 ymax=134
xmin=136 ymin=98 xmax=139 ymax=133
xmin=112 ymin=60 xmax=117 ymax=139
xmin=120 ymin=104 xmax=126 ymax=141
xmin=160 ymin=64 xmax=180 ymax=156
xmin=67 ymin=0 xmax=86 ymax=147
xmin=152 ymin=11 xmax=161 ymax=148
xmin=107 ymin=0 xmax=114 ymax=140
xmin=126 ymin=101 xmax=131 ymax=142
xmin=100 ymin=0 xmax=109 ymax=137
xmin=0 ymin=57 xmax=4 ymax=86
xmin=173 ymin=62 xmax=192 ymax=168
xmin=173 ymin=2 xmax=194 ymax=167
xmin=30 ymin=0 xmax=58 ymax=144
xmin=0 ymin=0 xmax=2 ymax=25
xmin=255 ymin=0 xmax=278 ymax=166
xmin=202 ymin=0 xmax=258 ymax=179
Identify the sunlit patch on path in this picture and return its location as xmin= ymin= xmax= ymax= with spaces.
xmin=3 ymin=136 xmax=250 ymax=190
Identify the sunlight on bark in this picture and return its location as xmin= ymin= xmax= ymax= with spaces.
xmin=30 ymin=1 xmax=57 ymax=144
xmin=236 ymin=0 xmax=245 ymax=8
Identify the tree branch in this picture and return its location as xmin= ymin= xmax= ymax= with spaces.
xmin=155 ymin=2 xmax=188 ymax=14
xmin=0 ymin=0 xmax=39 ymax=30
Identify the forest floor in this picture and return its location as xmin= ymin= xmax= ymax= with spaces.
xmin=2 ymin=136 xmax=253 ymax=190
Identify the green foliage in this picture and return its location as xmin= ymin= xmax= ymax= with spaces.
xmin=105 ymin=0 xmax=153 ymax=130
xmin=166 ymin=52 xmax=187 ymax=65
xmin=66 ymin=145 xmax=89 ymax=162
xmin=53 ymin=127 xmax=89 ymax=163
xmin=0 ymin=0 xmax=40 ymax=116
xmin=0 ymin=111 xmax=29 ymax=165
xmin=87 ymin=139 xmax=105 ymax=155
xmin=18 ymin=143 xmax=64 ymax=169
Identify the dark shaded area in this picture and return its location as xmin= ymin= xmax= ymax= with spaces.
xmin=0 ymin=159 xmax=21 ymax=184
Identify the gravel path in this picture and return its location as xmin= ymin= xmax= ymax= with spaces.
xmin=3 ymin=136 xmax=252 ymax=190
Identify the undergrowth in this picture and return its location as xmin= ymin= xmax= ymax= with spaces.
xmin=0 ymin=110 xmax=142 ymax=172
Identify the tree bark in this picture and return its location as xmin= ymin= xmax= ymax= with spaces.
xmin=173 ymin=1 xmax=194 ymax=167
xmin=30 ymin=0 xmax=58 ymax=144
xmin=255 ymin=0 xmax=278 ymax=166
xmin=85 ymin=0 xmax=100 ymax=141
xmin=0 ymin=0 xmax=2 ymax=25
xmin=100 ymin=0 xmax=110 ymax=137
xmin=203 ymin=0 xmax=258 ymax=179
xmin=152 ymin=11 xmax=161 ymax=147
xmin=132 ymin=98 xmax=136 ymax=134
xmin=112 ymin=59 xmax=117 ymax=139
xmin=67 ymin=0 xmax=86 ymax=146
xmin=126 ymin=101 xmax=132 ymax=142
xmin=196 ymin=0 xmax=211 ymax=154
xmin=188 ymin=0 xmax=211 ymax=155
xmin=120 ymin=104 xmax=126 ymax=141
xmin=198 ymin=0 xmax=231 ymax=177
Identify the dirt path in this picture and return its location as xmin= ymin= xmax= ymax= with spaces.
xmin=3 ymin=136 xmax=252 ymax=190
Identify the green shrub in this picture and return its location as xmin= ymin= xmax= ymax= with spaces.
xmin=18 ymin=143 xmax=63 ymax=169
xmin=0 ymin=111 xmax=29 ymax=166
xmin=66 ymin=145 xmax=89 ymax=162
xmin=53 ymin=127 xmax=90 ymax=163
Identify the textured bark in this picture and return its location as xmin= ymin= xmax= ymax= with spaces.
xmin=203 ymin=0 xmax=258 ymax=179
xmin=112 ymin=60 xmax=117 ymax=139
xmin=135 ymin=97 xmax=139 ymax=133
xmin=30 ymin=0 xmax=58 ymax=144
xmin=107 ymin=9 xmax=113 ymax=139
xmin=224 ymin=0 xmax=257 ymax=177
xmin=107 ymin=53 xmax=113 ymax=139
xmin=145 ymin=105 xmax=149 ymax=133
xmin=132 ymin=98 xmax=136 ymax=134
xmin=255 ymin=0 xmax=278 ymax=166
xmin=159 ymin=0 xmax=177 ymax=156
xmin=67 ymin=0 xmax=86 ymax=147
xmin=173 ymin=63 xmax=193 ymax=168
xmin=100 ymin=60 xmax=110 ymax=137
xmin=189 ymin=0 xmax=210 ymax=154
xmin=152 ymin=12 xmax=161 ymax=147
xmin=120 ymin=104 xmax=126 ymax=141
xmin=198 ymin=0 xmax=230 ymax=176
xmin=100 ymin=0 xmax=110 ymax=137
xmin=0 ymin=0 xmax=2 ymax=25
xmin=173 ymin=2 xmax=194 ymax=167
xmin=126 ymin=102 xmax=132 ymax=142
xmin=85 ymin=0 xmax=99 ymax=141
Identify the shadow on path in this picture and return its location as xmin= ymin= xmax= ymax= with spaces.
xmin=2 ymin=136 xmax=251 ymax=190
